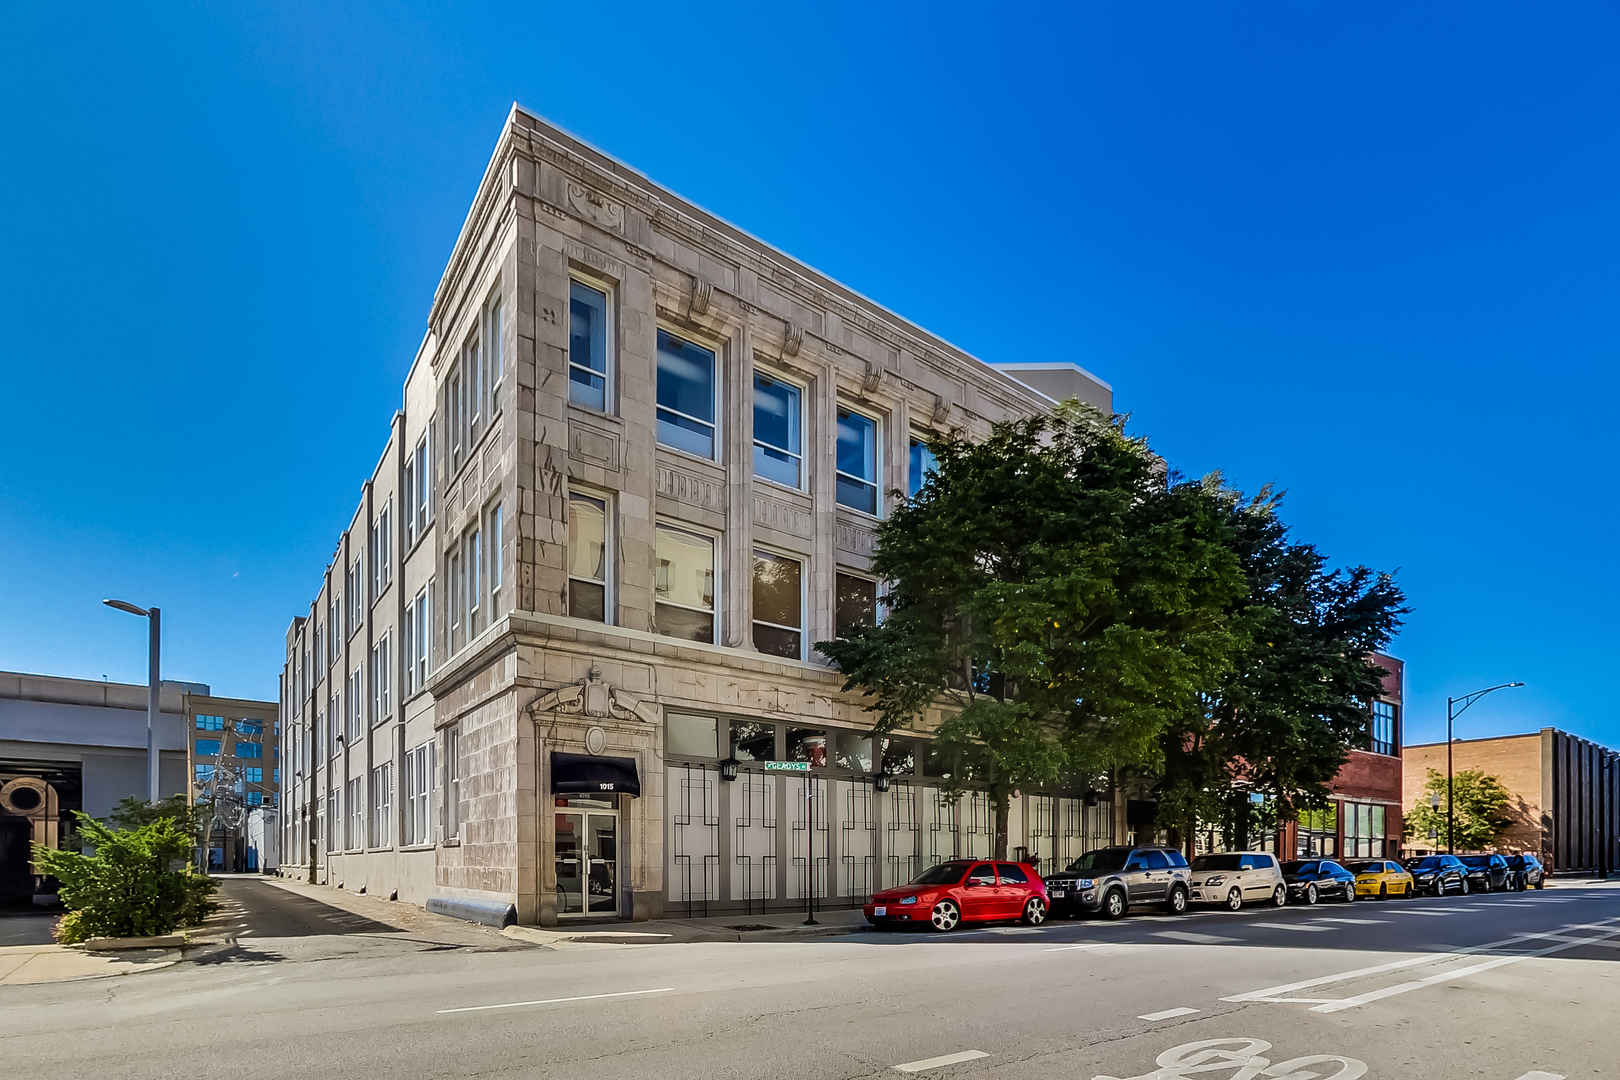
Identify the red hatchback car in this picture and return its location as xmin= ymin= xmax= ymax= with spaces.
xmin=864 ymin=860 xmax=1049 ymax=931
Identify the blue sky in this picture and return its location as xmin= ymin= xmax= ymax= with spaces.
xmin=3 ymin=3 xmax=1616 ymax=748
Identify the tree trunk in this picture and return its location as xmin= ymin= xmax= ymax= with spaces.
xmin=994 ymin=791 xmax=1010 ymax=861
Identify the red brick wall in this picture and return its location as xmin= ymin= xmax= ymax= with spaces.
xmin=1333 ymin=749 xmax=1403 ymax=803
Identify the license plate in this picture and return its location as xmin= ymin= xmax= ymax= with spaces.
xmin=1051 ymin=889 xmax=1065 ymax=898
xmin=873 ymin=906 xmax=886 ymax=916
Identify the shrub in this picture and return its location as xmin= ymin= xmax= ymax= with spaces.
xmin=33 ymin=812 xmax=219 ymax=941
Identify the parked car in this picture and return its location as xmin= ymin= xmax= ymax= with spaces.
xmin=1345 ymin=859 xmax=1416 ymax=899
xmin=1279 ymin=859 xmax=1358 ymax=904
xmin=1402 ymin=854 xmax=1469 ymax=895
xmin=1458 ymin=854 xmax=1513 ymax=893
xmin=864 ymin=860 xmax=1048 ymax=931
xmin=1188 ymin=852 xmax=1287 ymax=910
xmin=1504 ymin=853 xmax=1547 ymax=890
xmin=1043 ymin=846 xmax=1193 ymax=919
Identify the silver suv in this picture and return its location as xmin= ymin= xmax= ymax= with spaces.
xmin=1044 ymin=846 xmax=1193 ymax=919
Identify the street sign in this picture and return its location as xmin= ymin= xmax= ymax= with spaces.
xmin=765 ymin=761 xmax=810 ymax=773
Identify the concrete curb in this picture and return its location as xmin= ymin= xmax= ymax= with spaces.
xmin=78 ymin=933 xmax=188 ymax=951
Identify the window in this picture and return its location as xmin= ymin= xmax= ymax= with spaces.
xmin=666 ymin=714 xmax=720 ymax=758
xmin=731 ymin=719 xmax=775 ymax=761
xmin=1344 ymin=802 xmax=1388 ymax=859
xmin=836 ymin=408 xmax=879 ymax=514
xmin=404 ymin=742 xmax=434 ymax=846
xmin=239 ymin=720 xmax=264 ymax=735
xmin=346 ymin=671 xmax=362 ymax=742
xmin=569 ymin=281 xmax=610 ymax=411
xmin=272 ymin=768 xmax=279 ymax=784
xmin=346 ymin=777 xmax=364 ymax=849
xmin=753 ymin=373 xmax=801 ymax=487
xmin=194 ymin=764 xmax=215 ymax=783
xmin=568 ymin=492 xmax=609 ymax=622
xmin=406 ymin=587 xmax=430 ymax=695
xmin=463 ymin=330 xmax=483 ymax=452
xmin=1296 ymin=805 xmax=1339 ymax=858
xmin=487 ymin=295 xmax=504 ymax=419
xmin=752 ymin=550 xmax=803 ymax=659
xmin=1143 ymin=850 xmax=1171 ymax=870
xmin=195 ymin=739 xmax=221 ymax=757
xmin=328 ymin=594 xmax=340 ymax=662
xmin=786 ymin=727 xmax=827 ymax=766
xmin=346 ymin=558 xmax=363 ymax=635
xmin=404 ymin=432 xmax=433 ymax=550
xmin=909 ymin=437 xmax=938 ymax=498
xmin=370 ymin=634 xmax=391 ymax=723
xmin=449 ymin=367 xmax=464 ymax=472
xmin=324 ymin=789 xmax=335 ymax=848
xmin=654 ymin=524 xmax=716 ymax=643
xmin=834 ymin=573 xmax=878 ymax=637
xmin=371 ymin=502 xmax=392 ymax=601
xmin=486 ymin=503 xmax=503 ymax=620
xmin=1370 ymin=700 xmax=1397 ymax=756
xmin=370 ymin=763 xmax=393 ymax=848
xmin=445 ymin=726 xmax=460 ymax=840
xmin=997 ymin=863 xmax=1029 ymax=884
xmin=243 ymin=767 xmax=263 ymax=784
xmin=236 ymin=742 xmax=263 ymax=759
xmin=196 ymin=715 xmax=223 ymax=731
xmin=465 ymin=520 xmax=483 ymax=639
xmin=656 ymin=329 xmax=717 ymax=458
xmin=247 ymin=791 xmax=263 ymax=806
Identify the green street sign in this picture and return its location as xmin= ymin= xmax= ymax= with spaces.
xmin=765 ymin=761 xmax=810 ymax=772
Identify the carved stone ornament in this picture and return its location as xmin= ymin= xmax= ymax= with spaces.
xmin=932 ymin=394 xmax=951 ymax=425
xmin=862 ymin=362 xmax=883 ymax=394
xmin=585 ymin=726 xmax=608 ymax=755
xmin=783 ymin=323 xmax=803 ymax=357
xmin=566 ymin=183 xmax=625 ymax=231
xmin=690 ymin=277 xmax=713 ymax=316
xmin=529 ymin=666 xmax=660 ymax=725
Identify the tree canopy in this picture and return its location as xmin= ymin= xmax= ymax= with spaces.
xmin=1405 ymin=767 xmax=1513 ymax=851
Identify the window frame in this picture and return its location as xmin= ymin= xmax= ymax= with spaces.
xmin=834 ymin=571 xmax=880 ymax=638
xmin=835 ymin=405 xmax=882 ymax=517
xmin=751 ymin=547 xmax=806 ymax=661
xmin=567 ymin=489 xmax=612 ymax=624
xmin=908 ymin=435 xmax=938 ymax=499
xmin=655 ymin=327 xmax=721 ymax=461
xmin=751 ymin=368 xmax=805 ymax=490
xmin=568 ymin=276 xmax=613 ymax=413
xmin=653 ymin=521 xmax=719 ymax=645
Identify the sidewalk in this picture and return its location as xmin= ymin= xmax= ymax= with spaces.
xmin=503 ymin=905 xmax=872 ymax=946
xmin=0 ymin=943 xmax=180 ymax=986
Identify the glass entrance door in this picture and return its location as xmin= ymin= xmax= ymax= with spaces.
xmin=556 ymin=796 xmax=617 ymax=917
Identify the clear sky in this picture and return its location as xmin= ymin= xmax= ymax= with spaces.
xmin=3 ymin=3 xmax=1616 ymax=748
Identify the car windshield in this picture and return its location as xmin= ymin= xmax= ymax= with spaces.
xmin=1344 ymin=861 xmax=1382 ymax=873
xmin=1458 ymin=856 xmax=1491 ymax=867
xmin=910 ymin=863 xmax=969 ymax=886
xmin=1065 ymin=848 xmax=1131 ymax=873
xmin=1280 ymin=861 xmax=1318 ymax=875
xmin=1191 ymin=854 xmax=1245 ymax=871
xmin=1405 ymin=857 xmax=1444 ymax=870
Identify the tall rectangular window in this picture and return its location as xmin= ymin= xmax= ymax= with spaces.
xmin=328 ymin=594 xmax=340 ymax=661
xmin=405 ymin=433 xmax=431 ymax=547
xmin=908 ymin=437 xmax=938 ymax=498
xmin=569 ymin=281 xmax=609 ymax=411
xmin=449 ymin=548 xmax=462 ymax=652
xmin=486 ymin=503 xmax=502 ymax=620
xmin=371 ymin=502 xmax=392 ymax=600
xmin=752 ymin=550 xmax=803 ymax=659
xmin=836 ymin=408 xmax=879 ymax=514
xmin=656 ymin=329 xmax=716 ymax=459
xmin=347 ymin=670 xmax=362 ymax=742
xmin=464 ymin=331 xmax=482 ymax=449
xmin=345 ymin=777 xmax=362 ymax=849
xmin=371 ymin=763 xmax=393 ymax=848
xmin=449 ymin=369 xmax=464 ymax=472
xmin=406 ymin=588 xmax=430 ymax=694
xmin=487 ymin=295 xmax=504 ymax=419
xmin=835 ymin=573 xmax=878 ymax=637
xmin=445 ymin=726 xmax=460 ymax=840
xmin=654 ymin=524 xmax=715 ymax=643
xmin=1370 ymin=700 xmax=1397 ymax=756
xmin=568 ymin=492 xmax=609 ymax=622
xmin=347 ymin=558 xmax=363 ymax=634
xmin=753 ymin=373 xmax=801 ymax=487
xmin=404 ymin=742 xmax=434 ymax=846
xmin=465 ymin=521 xmax=482 ymax=639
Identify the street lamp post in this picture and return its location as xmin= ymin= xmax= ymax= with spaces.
xmin=104 ymin=599 xmax=161 ymax=803
xmin=1446 ymin=682 xmax=1524 ymax=854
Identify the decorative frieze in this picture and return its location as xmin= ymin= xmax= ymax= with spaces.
xmin=656 ymin=464 xmax=724 ymax=509
xmin=835 ymin=522 xmax=877 ymax=557
xmin=752 ymin=494 xmax=812 ymax=537
xmin=569 ymin=419 xmax=620 ymax=471
xmin=566 ymin=182 xmax=624 ymax=232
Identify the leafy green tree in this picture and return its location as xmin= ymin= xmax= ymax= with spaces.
xmin=1156 ymin=482 xmax=1407 ymax=849
xmin=1405 ymin=767 xmax=1513 ymax=851
xmin=33 ymin=813 xmax=218 ymax=944
xmin=817 ymin=403 xmax=1247 ymax=858
xmin=108 ymin=794 xmax=212 ymax=845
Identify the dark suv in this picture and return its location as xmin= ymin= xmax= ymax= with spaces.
xmin=1458 ymin=854 xmax=1513 ymax=892
xmin=1505 ymin=853 xmax=1547 ymax=890
xmin=1043 ymin=846 xmax=1192 ymax=919
xmin=1403 ymin=854 xmax=1469 ymax=895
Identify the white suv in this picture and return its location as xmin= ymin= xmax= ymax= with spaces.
xmin=1188 ymin=851 xmax=1287 ymax=910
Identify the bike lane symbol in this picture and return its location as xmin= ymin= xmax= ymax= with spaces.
xmin=1093 ymin=1037 xmax=1368 ymax=1080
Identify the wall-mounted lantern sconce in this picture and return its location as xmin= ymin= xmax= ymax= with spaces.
xmin=1083 ymin=788 xmax=1100 ymax=807
xmin=874 ymin=771 xmax=892 ymax=792
xmin=719 ymin=756 xmax=740 ymax=782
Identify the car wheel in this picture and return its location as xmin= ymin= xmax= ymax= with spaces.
xmin=1460 ymin=876 xmax=1470 ymax=896
xmin=1225 ymin=887 xmax=1243 ymax=912
xmin=1343 ymin=883 xmax=1356 ymax=903
xmin=1535 ymin=878 xmax=1546 ymax=889
xmin=1272 ymin=884 xmax=1287 ymax=908
xmin=1102 ymin=888 xmax=1128 ymax=920
xmin=1304 ymin=883 xmax=1319 ymax=906
xmin=1379 ymin=883 xmax=1387 ymax=900
xmin=1022 ymin=897 xmax=1048 ymax=926
xmin=930 ymin=900 xmax=961 ymax=932
xmin=1163 ymin=885 xmax=1188 ymax=916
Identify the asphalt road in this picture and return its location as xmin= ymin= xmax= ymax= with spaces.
xmin=4 ymin=877 xmax=1618 ymax=1079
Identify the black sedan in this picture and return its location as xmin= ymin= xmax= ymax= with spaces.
xmin=1279 ymin=859 xmax=1357 ymax=905
xmin=1403 ymin=854 xmax=1469 ymax=895
xmin=1458 ymin=854 xmax=1513 ymax=892
xmin=1505 ymin=853 xmax=1547 ymax=890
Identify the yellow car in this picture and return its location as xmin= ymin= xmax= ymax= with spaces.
xmin=1345 ymin=859 xmax=1415 ymax=899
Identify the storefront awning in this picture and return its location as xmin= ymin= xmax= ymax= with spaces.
xmin=551 ymin=751 xmax=641 ymax=797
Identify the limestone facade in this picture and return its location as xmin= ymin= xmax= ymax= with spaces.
xmin=277 ymin=106 xmax=1114 ymax=924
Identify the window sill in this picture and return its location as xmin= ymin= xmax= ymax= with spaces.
xmin=398 ymin=843 xmax=436 ymax=853
xmin=835 ymin=501 xmax=885 ymax=524
xmin=441 ymin=838 xmax=461 ymax=848
xmin=754 ymin=475 xmax=807 ymax=499
xmin=655 ymin=442 xmax=722 ymax=471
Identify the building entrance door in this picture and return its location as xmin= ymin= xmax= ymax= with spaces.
xmin=556 ymin=796 xmax=618 ymax=917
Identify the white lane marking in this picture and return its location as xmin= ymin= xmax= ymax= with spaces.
xmin=437 ymin=987 xmax=674 ymax=1014
xmin=1043 ymin=943 xmax=1106 ymax=952
xmin=1138 ymin=1007 xmax=1200 ymax=1021
xmin=1310 ymin=918 xmax=1386 ymax=925
xmin=1392 ymin=909 xmax=1456 ymax=916
xmin=1154 ymin=930 xmax=1239 ymax=944
xmin=894 ymin=1050 xmax=988 ymax=1072
xmin=987 ymin=927 xmax=1043 ymax=935
xmin=1250 ymin=922 xmax=1333 ymax=932
xmin=1312 ymin=923 xmax=1620 ymax=1013
xmin=1514 ymin=1072 xmax=1565 ymax=1080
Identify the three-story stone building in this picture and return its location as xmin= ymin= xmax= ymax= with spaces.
xmin=278 ymin=106 xmax=1116 ymax=925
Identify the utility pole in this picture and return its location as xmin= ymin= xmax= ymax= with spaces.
xmin=103 ymin=600 xmax=162 ymax=802
xmin=1446 ymin=682 xmax=1524 ymax=854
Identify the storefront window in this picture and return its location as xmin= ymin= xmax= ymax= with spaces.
xmin=880 ymin=738 xmax=915 ymax=776
xmin=730 ymin=720 xmax=776 ymax=762
xmin=667 ymin=714 xmax=719 ymax=759
xmin=1297 ymin=804 xmax=1339 ymax=858
xmin=834 ymin=732 xmax=874 ymax=773
xmin=1343 ymin=801 xmax=1388 ymax=858
xmin=786 ymin=727 xmax=827 ymax=766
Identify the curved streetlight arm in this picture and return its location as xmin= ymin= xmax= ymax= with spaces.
xmin=1448 ymin=682 xmax=1526 ymax=721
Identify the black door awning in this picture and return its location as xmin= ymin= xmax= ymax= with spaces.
xmin=551 ymin=751 xmax=641 ymax=797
